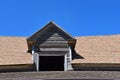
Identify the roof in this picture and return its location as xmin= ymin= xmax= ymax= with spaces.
xmin=72 ymin=35 xmax=120 ymax=64
xmin=27 ymin=21 xmax=75 ymax=40
xmin=0 ymin=37 xmax=33 ymax=65
xmin=27 ymin=21 xmax=76 ymax=52
xmin=1 ymin=35 xmax=120 ymax=65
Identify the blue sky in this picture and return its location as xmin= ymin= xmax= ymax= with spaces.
xmin=0 ymin=0 xmax=120 ymax=36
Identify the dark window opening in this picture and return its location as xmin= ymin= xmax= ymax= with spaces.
xmin=39 ymin=56 xmax=64 ymax=71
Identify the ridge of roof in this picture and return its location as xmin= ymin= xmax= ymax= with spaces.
xmin=0 ymin=34 xmax=120 ymax=38
xmin=75 ymin=34 xmax=120 ymax=38
xmin=0 ymin=36 xmax=28 ymax=38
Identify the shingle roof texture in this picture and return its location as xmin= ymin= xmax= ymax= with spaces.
xmin=1 ymin=35 xmax=120 ymax=65
xmin=0 ymin=37 xmax=33 ymax=65
xmin=72 ymin=35 xmax=120 ymax=64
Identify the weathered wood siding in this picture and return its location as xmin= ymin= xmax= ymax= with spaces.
xmin=33 ymin=26 xmax=72 ymax=70
xmin=34 ymin=26 xmax=69 ymax=52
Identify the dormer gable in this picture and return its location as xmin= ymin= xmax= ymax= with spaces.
xmin=27 ymin=21 xmax=76 ymax=52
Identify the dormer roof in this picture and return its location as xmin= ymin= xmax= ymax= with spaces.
xmin=27 ymin=21 xmax=75 ymax=41
xmin=27 ymin=21 xmax=76 ymax=52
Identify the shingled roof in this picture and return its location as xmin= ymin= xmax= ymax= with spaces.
xmin=0 ymin=37 xmax=33 ymax=65
xmin=72 ymin=35 xmax=120 ymax=64
xmin=1 ymin=35 xmax=120 ymax=65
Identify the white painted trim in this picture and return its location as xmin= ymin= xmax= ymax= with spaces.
xmin=64 ymin=54 xmax=67 ymax=71
xmin=32 ymin=46 xmax=35 ymax=61
xmin=69 ymin=46 xmax=72 ymax=61
xmin=40 ymin=48 xmax=69 ymax=51
xmin=36 ymin=53 xmax=39 ymax=71
xmin=34 ymin=53 xmax=39 ymax=71
xmin=67 ymin=46 xmax=73 ymax=71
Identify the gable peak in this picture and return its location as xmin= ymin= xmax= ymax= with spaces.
xmin=27 ymin=21 xmax=75 ymax=40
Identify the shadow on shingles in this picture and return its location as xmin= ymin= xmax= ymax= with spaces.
xmin=72 ymin=50 xmax=84 ymax=60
